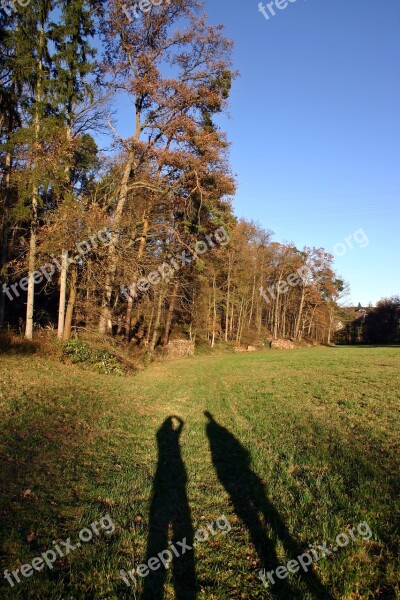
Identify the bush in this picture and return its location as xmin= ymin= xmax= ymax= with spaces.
xmin=63 ymin=339 xmax=126 ymax=375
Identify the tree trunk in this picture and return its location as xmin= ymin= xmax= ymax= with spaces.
xmin=294 ymin=285 xmax=305 ymax=339
xmin=248 ymin=274 xmax=256 ymax=326
xmin=327 ymin=305 xmax=334 ymax=345
xmin=229 ymin=301 xmax=234 ymax=338
xmin=224 ymin=254 xmax=231 ymax=342
xmin=238 ymin=299 xmax=245 ymax=344
xmin=308 ymin=305 xmax=318 ymax=338
xmin=211 ymin=275 xmax=217 ymax=348
xmin=150 ymin=291 xmax=164 ymax=352
xmin=256 ymin=297 xmax=262 ymax=334
xmin=25 ymin=26 xmax=44 ymax=340
xmin=99 ymin=153 xmax=134 ymax=333
xmin=84 ymin=258 xmax=94 ymax=328
xmin=57 ymin=250 xmax=68 ymax=339
xmin=0 ymin=143 xmax=12 ymax=328
xmin=162 ymin=282 xmax=179 ymax=346
xmin=63 ymin=264 xmax=77 ymax=340
xmin=145 ymin=304 xmax=155 ymax=345
xmin=206 ymin=292 xmax=211 ymax=342
xmin=25 ymin=202 xmax=38 ymax=340
xmin=282 ymin=304 xmax=286 ymax=337
xmin=273 ymin=271 xmax=283 ymax=339
xmin=236 ymin=297 xmax=244 ymax=342
xmin=124 ymin=216 xmax=148 ymax=339
xmin=57 ymin=122 xmax=73 ymax=339
xmin=273 ymin=294 xmax=279 ymax=339
xmin=100 ymin=107 xmax=141 ymax=334
xmin=256 ymin=258 xmax=265 ymax=335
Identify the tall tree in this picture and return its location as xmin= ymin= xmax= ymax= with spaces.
xmin=51 ymin=0 xmax=98 ymax=339
xmin=8 ymin=0 xmax=56 ymax=338
xmin=98 ymin=0 xmax=235 ymax=334
xmin=0 ymin=10 xmax=20 ymax=326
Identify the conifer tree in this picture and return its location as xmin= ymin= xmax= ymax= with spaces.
xmin=9 ymin=0 xmax=56 ymax=339
xmin=51 ymin=0 xmax=98 ymax=339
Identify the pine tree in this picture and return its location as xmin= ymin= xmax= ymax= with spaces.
xmin=8 ymin=0 xmax=57 ymax=338
xmin=0 ymin=10 xmax=20 ymax=326
xmin=50 ymin=0 xmax=97 ymax=339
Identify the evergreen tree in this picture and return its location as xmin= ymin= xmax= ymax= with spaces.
xmin=50 ymin=0 xmax=98 ymax=339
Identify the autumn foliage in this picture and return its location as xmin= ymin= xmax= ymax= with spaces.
xmin=1 ymin=0 xmax=346 ymax=350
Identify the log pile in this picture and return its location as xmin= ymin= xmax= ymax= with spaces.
xmin=270 ymin=339 xmax=295 ymax=350
xmin=165 ymin=339 xmax=195 ymax=357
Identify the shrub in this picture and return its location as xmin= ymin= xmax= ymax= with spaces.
xmin=63 ymin=339 xmax=126 ymax=375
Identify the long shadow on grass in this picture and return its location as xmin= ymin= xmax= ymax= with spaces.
xmin=141 ymin=416 xmax=197 ymax=600
xmin=204 ymin=411 xmax=334 ymax=600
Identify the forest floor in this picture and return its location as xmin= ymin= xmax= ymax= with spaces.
xmin=0 ymin=346 xmax=399 ymax=599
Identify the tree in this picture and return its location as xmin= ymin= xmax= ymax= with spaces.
xmin=2 ymin=0 xmax=100 ymax=338
xmin=1 ymin=0 xmax=351 ymax=354
xmin=364 ymin=297 xmax=400 ymax=344
xmin=98 ymin=0 xmax=235 ymax=334
xmin=0 ymin=9 xmax=21 ymax=326
xmin=51 ymin=0 xmax=98 ymax=339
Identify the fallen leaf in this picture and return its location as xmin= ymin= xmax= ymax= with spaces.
xmin=26 ymin=529 xmax=36 ymax=543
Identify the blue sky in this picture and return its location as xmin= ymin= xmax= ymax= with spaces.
xmin=202 ymin=0 xmax=400 ymax=306
xmin=110 ymin=0 xmax=400 ymax=306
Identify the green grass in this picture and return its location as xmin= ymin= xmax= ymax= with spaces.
xmin=0 ymin=346 xmax=399 ymax=599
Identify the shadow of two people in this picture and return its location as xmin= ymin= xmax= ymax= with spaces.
xmin=141 ymin=412 xmax=333 ymax=600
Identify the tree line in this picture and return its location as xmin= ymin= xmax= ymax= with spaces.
xmin=1 ymin=0 xmax=346 ymax=350
xmin=337 ymin=298 xmax=400 ymax=345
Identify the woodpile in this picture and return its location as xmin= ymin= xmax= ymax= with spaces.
xmin=233 ymin=345 xmax=257 ymax=352
xmin=165 ymin=339 xmax=195 ymax=357
xmin=270 ymin=339 xmax=295 ymax=350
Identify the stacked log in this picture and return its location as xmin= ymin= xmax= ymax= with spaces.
xmin=270 ymin=339 xmax=295 ymax=350
xmin=165 ymin=339 xmax=195 ymax=357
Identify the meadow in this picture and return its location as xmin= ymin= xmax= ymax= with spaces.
xmin=0 ymin=346 xmax=399 ymax=599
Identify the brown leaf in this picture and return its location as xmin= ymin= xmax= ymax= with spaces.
xmin=26 ymin=529 xmax=36 ymax=543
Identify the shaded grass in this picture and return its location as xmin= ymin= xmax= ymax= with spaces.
xmin=0 ymin=346 xmax=399 ymax=599
xmin=0 ymin=331 xmax=38 ymax=355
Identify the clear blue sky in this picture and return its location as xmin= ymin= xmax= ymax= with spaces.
xmin=110 ymin=0 xmax=400 ymax=306
xmin=203 ymin=0 xmax=400 ymax=306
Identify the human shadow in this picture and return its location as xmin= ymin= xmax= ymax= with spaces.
xmin=141 ymin=416 xmax=197 ymax=600
xmin=204 ymin=411 xmax=334 ymax=599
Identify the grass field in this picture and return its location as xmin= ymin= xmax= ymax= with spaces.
xmin=0 ymin=346 xmax=399 ymax=599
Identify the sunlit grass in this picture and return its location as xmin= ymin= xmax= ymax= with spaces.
xmin=0 ymin=346 xmax=399 ymax=598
